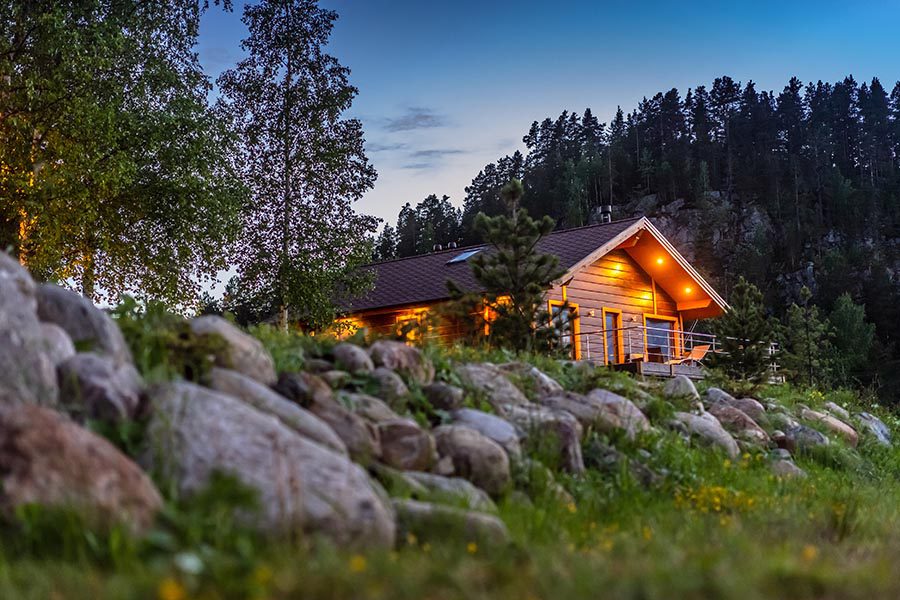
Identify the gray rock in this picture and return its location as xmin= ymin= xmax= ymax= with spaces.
xmin=455 ymin=363 xmax=529 ymax=409
xmin=368 ymin=340 xmax=434 ymax=385
xmin=433 ymin=425 xmax=511 ymax=497
xmin=341 ymin=392 xmax=401 ymax=423
xmin=672 ymin=411 xmax=740 ymax=458
xmin=541 ymin=390 xmax=650 ymax=439
xmin=423 ymin=382 xmax=465 ymax=411
xmin=664 ymin=375 xmax=701 ymax=408
xmin=770 ymin=458 xmax=806 ymax=478
xmin=370 ymin=367 xmax=410 ymax=408
xmin=275 ymin=372 xmax=381 ymax=463
xmin=451 ymin=408 xmax=522 ymax=459
xmin=799 ymin=406 xmax=858 ymax=447
xmin=856 ymin=412 xmax=892 ymax=446
xmin=145 ymin=382 xmax=395 ymax=548
xmin=208 ymin=368 xmax=347 ymax=456
xmin=729 ymin=397 xmax=768 ymax=424
xmin=320 ymin=370 xmax=351 ymax=389
xmin=706 ymin=402 xmax=769 ymax=445
xmin=392 ymin=499 xmax=509 ymax=545
xmin=304 ymin=358 xmax=334 ymax=374
xmin=768 ymin=411 xmax=801 ymax=431
xmin=402 ymin=472 xmax=496 ymax=512
xmin=57 ymin=353 xmax=142 ymax=421
xmin=0 ymin=251 xmax=37 ymax=314
xmin=377 ymin=419 xmax=437 ymax=472
xmin=705 ymin=387 xmax=736 ymax=406
xmin=39 ymin=323 xmax=76 ymax=366
xmin=584 ymin=440 xmax=661 ymax=487
xmin=189 ymin=315 xmax=276 ymax=385
xmin=824 ymin=401 xmax=851 ymax=421
xmin=0 ymin=403 xmax=161 ymax=532
xmin=500 ymin=403 xmax=585 ymax=474
xmin=499 ymin=362 xmax=564 ymax=398
xmin=35 ymin=284 xmax=131 ymax=365
xmin=783 ymin=425 xmax=830 ymax=454
xmin=333 ymin=343 xmax=374 ymax=374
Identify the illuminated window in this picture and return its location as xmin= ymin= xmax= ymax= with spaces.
xmin=395 ymin=308 xmax=430 ymax=341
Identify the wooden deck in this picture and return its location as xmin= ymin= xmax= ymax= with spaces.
xmin=610 ymin=361 xmax=705 ymax=380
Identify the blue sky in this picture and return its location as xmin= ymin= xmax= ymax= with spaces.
xmin=197 ymin=0 xmax=900 ymax=226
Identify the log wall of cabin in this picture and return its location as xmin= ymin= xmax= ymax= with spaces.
xmin=544 ymin=249 xmax=680 ymax=361
xmin=352 ymin=302 xmax=463 ymax=343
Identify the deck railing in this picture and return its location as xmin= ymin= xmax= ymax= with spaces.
xmin=573 ymin=325 xmax=717 ymax=365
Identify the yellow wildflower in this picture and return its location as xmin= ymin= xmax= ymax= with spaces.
xmin=642 ymin=526 xmax=653 ymax=541
xmin=801 ymin=544 xmax=819 ymax=563
xmin=422 ymin=543 xmax=432 ymax=553
xmin=467 ymin=542 xmax=478 ymax=554
xmin=567 ymin=502 xmax=578 ymax=514
xmin=253 ymin=564 xmax=273 ymax=585
xmin=349 ymin=554 xmax=368 ymax=573
xmin=406 ymin=532 xmax=418 ymax=546
xmin=157 ymin=578 xmax=186 ymax=600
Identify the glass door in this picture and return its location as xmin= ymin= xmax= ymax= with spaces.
xmin=604 ymin=310 xmax=622 ymax=364
xmin=645 ymin=317 xmax=675 ymax=362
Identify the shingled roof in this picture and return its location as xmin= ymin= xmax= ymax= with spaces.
xmin=347 ymin=216 xmax=643 ymax=313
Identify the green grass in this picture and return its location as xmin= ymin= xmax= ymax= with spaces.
xmin=8 ymin=323 xmax=900 ymax=599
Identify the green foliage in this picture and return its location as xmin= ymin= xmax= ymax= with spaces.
xmin=449 ymin=180 xmax=567 ymax=353
xmin=709 ymin=277 xmax=773 ymax=385
xmin=780 ymin=287 xmax=833 ymax=387
xmin=111 ymin=296 xmax=225 ymax=383
xmin=216 ymin=0 xmax=377 ymax=328
xmin=827 ymin=293 xmax=876 ymax=386
xmin=1 ymin=1 xmax=243 ymax=304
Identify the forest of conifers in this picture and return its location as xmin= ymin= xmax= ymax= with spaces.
xmin=373 ymin=75 xmax=900 ymax=393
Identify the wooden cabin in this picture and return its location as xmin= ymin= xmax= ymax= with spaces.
xmin=341 ymin=217 xmax=728 ymax=378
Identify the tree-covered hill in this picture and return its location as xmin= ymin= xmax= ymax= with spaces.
xmin=376 ymin=75 xmax=900 ymax=397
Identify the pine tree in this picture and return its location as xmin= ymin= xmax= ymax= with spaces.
xmin=450 ymin=179 xmax=566 ymax=353
xmin=709 ymin=277 xmax=773 ymax=384
xmin=779 ymin=287 xmax=832 ymax=386
xmin=827 ymin=293 xmax=875 ymax=386
xmin=373 ymin=225 xmax=397 ymax=261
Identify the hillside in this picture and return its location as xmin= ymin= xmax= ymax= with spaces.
xmin=2 ymin=253 xmax=900 ymax=599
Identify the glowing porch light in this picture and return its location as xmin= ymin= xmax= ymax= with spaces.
xmin=656 ymin=257 xmax=664 ymax=265
xmin=685 ymin=286 xmax=692 ymax=293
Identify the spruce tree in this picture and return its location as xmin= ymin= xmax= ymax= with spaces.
xmin=449 ymin=179 xmax=566 ymax=353
xmin=780 ymin=287 xmax=832 ymax=386
xmin=709 ymin=277 xmax=773 ymax=384
xmin=827 ymin=293 xmax=875 ymax=386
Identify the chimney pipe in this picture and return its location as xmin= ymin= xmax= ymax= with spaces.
xmin=433 ymin=243 xmax=443 ymax=252
xmin=600 ymin=205 xmax=612 ymax=223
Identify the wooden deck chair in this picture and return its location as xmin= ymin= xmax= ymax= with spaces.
xmin=667 ymin=344 xmax=710 ymax=366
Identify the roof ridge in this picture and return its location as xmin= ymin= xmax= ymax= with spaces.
xmin=364 ymin=215 xmax=643 ymax=267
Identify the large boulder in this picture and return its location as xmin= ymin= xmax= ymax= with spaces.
xmin=672 ymin=411 xmax=740 ymax=458
xmin=451 ymin=408 xmax=522 ymax=459
xmin=782 ymin=425 xmax=830 ymax=454
xmin=39 ymin=323 xmax=76 ymax=366
xmin=664 ymin=375 xmax=702 ymax=410
xmin=189 ymin=316 xmax=276 ymax=386
xmin=728 ymin=397 xmax=768 ymax=424
xmin=455 ymin=363 xmax=529 ymax=409
xmin=705 ymin=387 xmax=736 ymax=406
xmin=498 ymin=362 xmax=564 ymax=398
xmin=402 ymin=472 xmax=496 ymax=512
xmin=0 ymin=404 xmax=161 ymax=531
xmin=540 ymin=390 xmax=650 ymax=439
xmin=369 ymin=367 xmax=410 ymax=409
xmin=332 ymin=343 xmax=374 ymax=374
xmin=500 ymin=403 xmax=585 ymax=474
xmin=341 ymin=392 xmax=401 ymax=423
xmin=35 ymin=284 xmax=131 ymax=365
xmin=57 ymin=353 xmax=143 ymax=421
xmin=368 ymin=340 xmax=434 ymax=385
xmin=0 ymin=259 xmax=58 ymax=406
xmin=274 ymin=373 xmax=380 ymax=462
xmin=799 ymin=406 xmax=858 ymax=447
xmin=392 ymin=499 xmax=509 ymax=545
xmin=208 ymin=368 xmax=346 ymax=456
xmin=824 ymin=401 xmax=851 ymax=421
xmin=144 ymin=382 xmax=395 ymax=548
xmin=856 ymin=412 xmax=892 ymax=446
xmin=706 ymin=402 xmax=769 ymax=445
xmin=432 ymin=425 xmax=511 ymax=497
xmin=377 ymin=419 xmax=437 ymax=472
xmin=423 ymin=382 xmax=465 ymax=412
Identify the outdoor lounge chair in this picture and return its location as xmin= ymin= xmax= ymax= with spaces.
xmin=666 ymin=344 xmax=710 ymax=366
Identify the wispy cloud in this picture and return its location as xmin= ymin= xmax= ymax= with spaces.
xmin=410 ymin=148 xmax=465 ymax=158
xmin=383 ymin=107 xmax=447 ymax=132
xmin=367 ymin=141 xmax=408 ymax=153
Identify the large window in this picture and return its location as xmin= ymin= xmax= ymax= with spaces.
xmin=645 ymin=316 xmax=677 ymax=362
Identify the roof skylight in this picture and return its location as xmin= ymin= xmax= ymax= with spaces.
xmin=447 ymin=249 xmax=482 ymax=264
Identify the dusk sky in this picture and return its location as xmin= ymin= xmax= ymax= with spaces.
xmin=197 ymin=0 xmax=900 ymax=226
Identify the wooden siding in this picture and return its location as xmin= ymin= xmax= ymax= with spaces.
xmin=545 ymin=249 xmax=680 ymax=361
xmin=352 ymin=302 xmax=464 ymax=343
